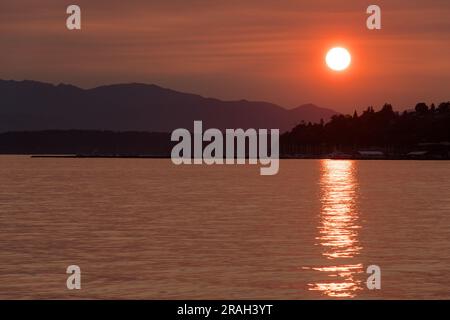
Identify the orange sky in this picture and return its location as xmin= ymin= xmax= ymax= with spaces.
xmin=1 ymin=0 xmax=449 ymax=112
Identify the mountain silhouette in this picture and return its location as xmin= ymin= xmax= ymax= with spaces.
xmin=0 ymin=79 xmax=337 ymax=133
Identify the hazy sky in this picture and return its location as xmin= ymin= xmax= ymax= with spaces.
xmin=1 ymin=0 xmax=449 ymax=112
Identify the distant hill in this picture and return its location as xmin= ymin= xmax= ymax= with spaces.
xmin=0 ymin=79 xmax=337 ymax=133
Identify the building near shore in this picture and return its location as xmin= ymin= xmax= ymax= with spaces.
xmin=358 ymin=150 xmax=385 ymax=159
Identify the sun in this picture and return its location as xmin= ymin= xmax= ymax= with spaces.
xmin=326 ymin=47 xmax=351 ymax=71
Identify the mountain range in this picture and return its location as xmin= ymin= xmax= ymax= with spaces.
xmin=0 ymin=79 xmax=338 ymax=133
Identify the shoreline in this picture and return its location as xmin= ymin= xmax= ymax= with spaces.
xmin=26 ymin=154 xmax=450 ymax=161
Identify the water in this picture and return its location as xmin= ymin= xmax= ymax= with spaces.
xmin=0 ymin=156 xmax=449 ymax=299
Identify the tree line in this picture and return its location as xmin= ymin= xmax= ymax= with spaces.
xmin=1 ymin=101 xmax=449 ymax=157
xmin=281 ymin=102 xmax=450 ymax=155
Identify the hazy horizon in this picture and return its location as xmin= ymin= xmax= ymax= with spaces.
xmin=2 ymin=77 xmax=448 ymax=114
xmin=1 ymin=0 xmax=449 ymax=113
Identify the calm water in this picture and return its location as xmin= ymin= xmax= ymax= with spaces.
xmin=0 ymin=156 xmax=449 ymax=299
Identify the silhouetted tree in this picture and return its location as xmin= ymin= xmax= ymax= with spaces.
xmin=430 ymin=103 xmax=436 ymax=113
xmin=415 ymin=102 xmax=429 ymax=114
xmin=281 ymin=101 xmax=450 ymax=155
xmin=438 ymin=102 xmax=450 ymax=113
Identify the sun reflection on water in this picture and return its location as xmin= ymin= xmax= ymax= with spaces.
xmin=307 ymin=159 xmax=363 ymax=298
